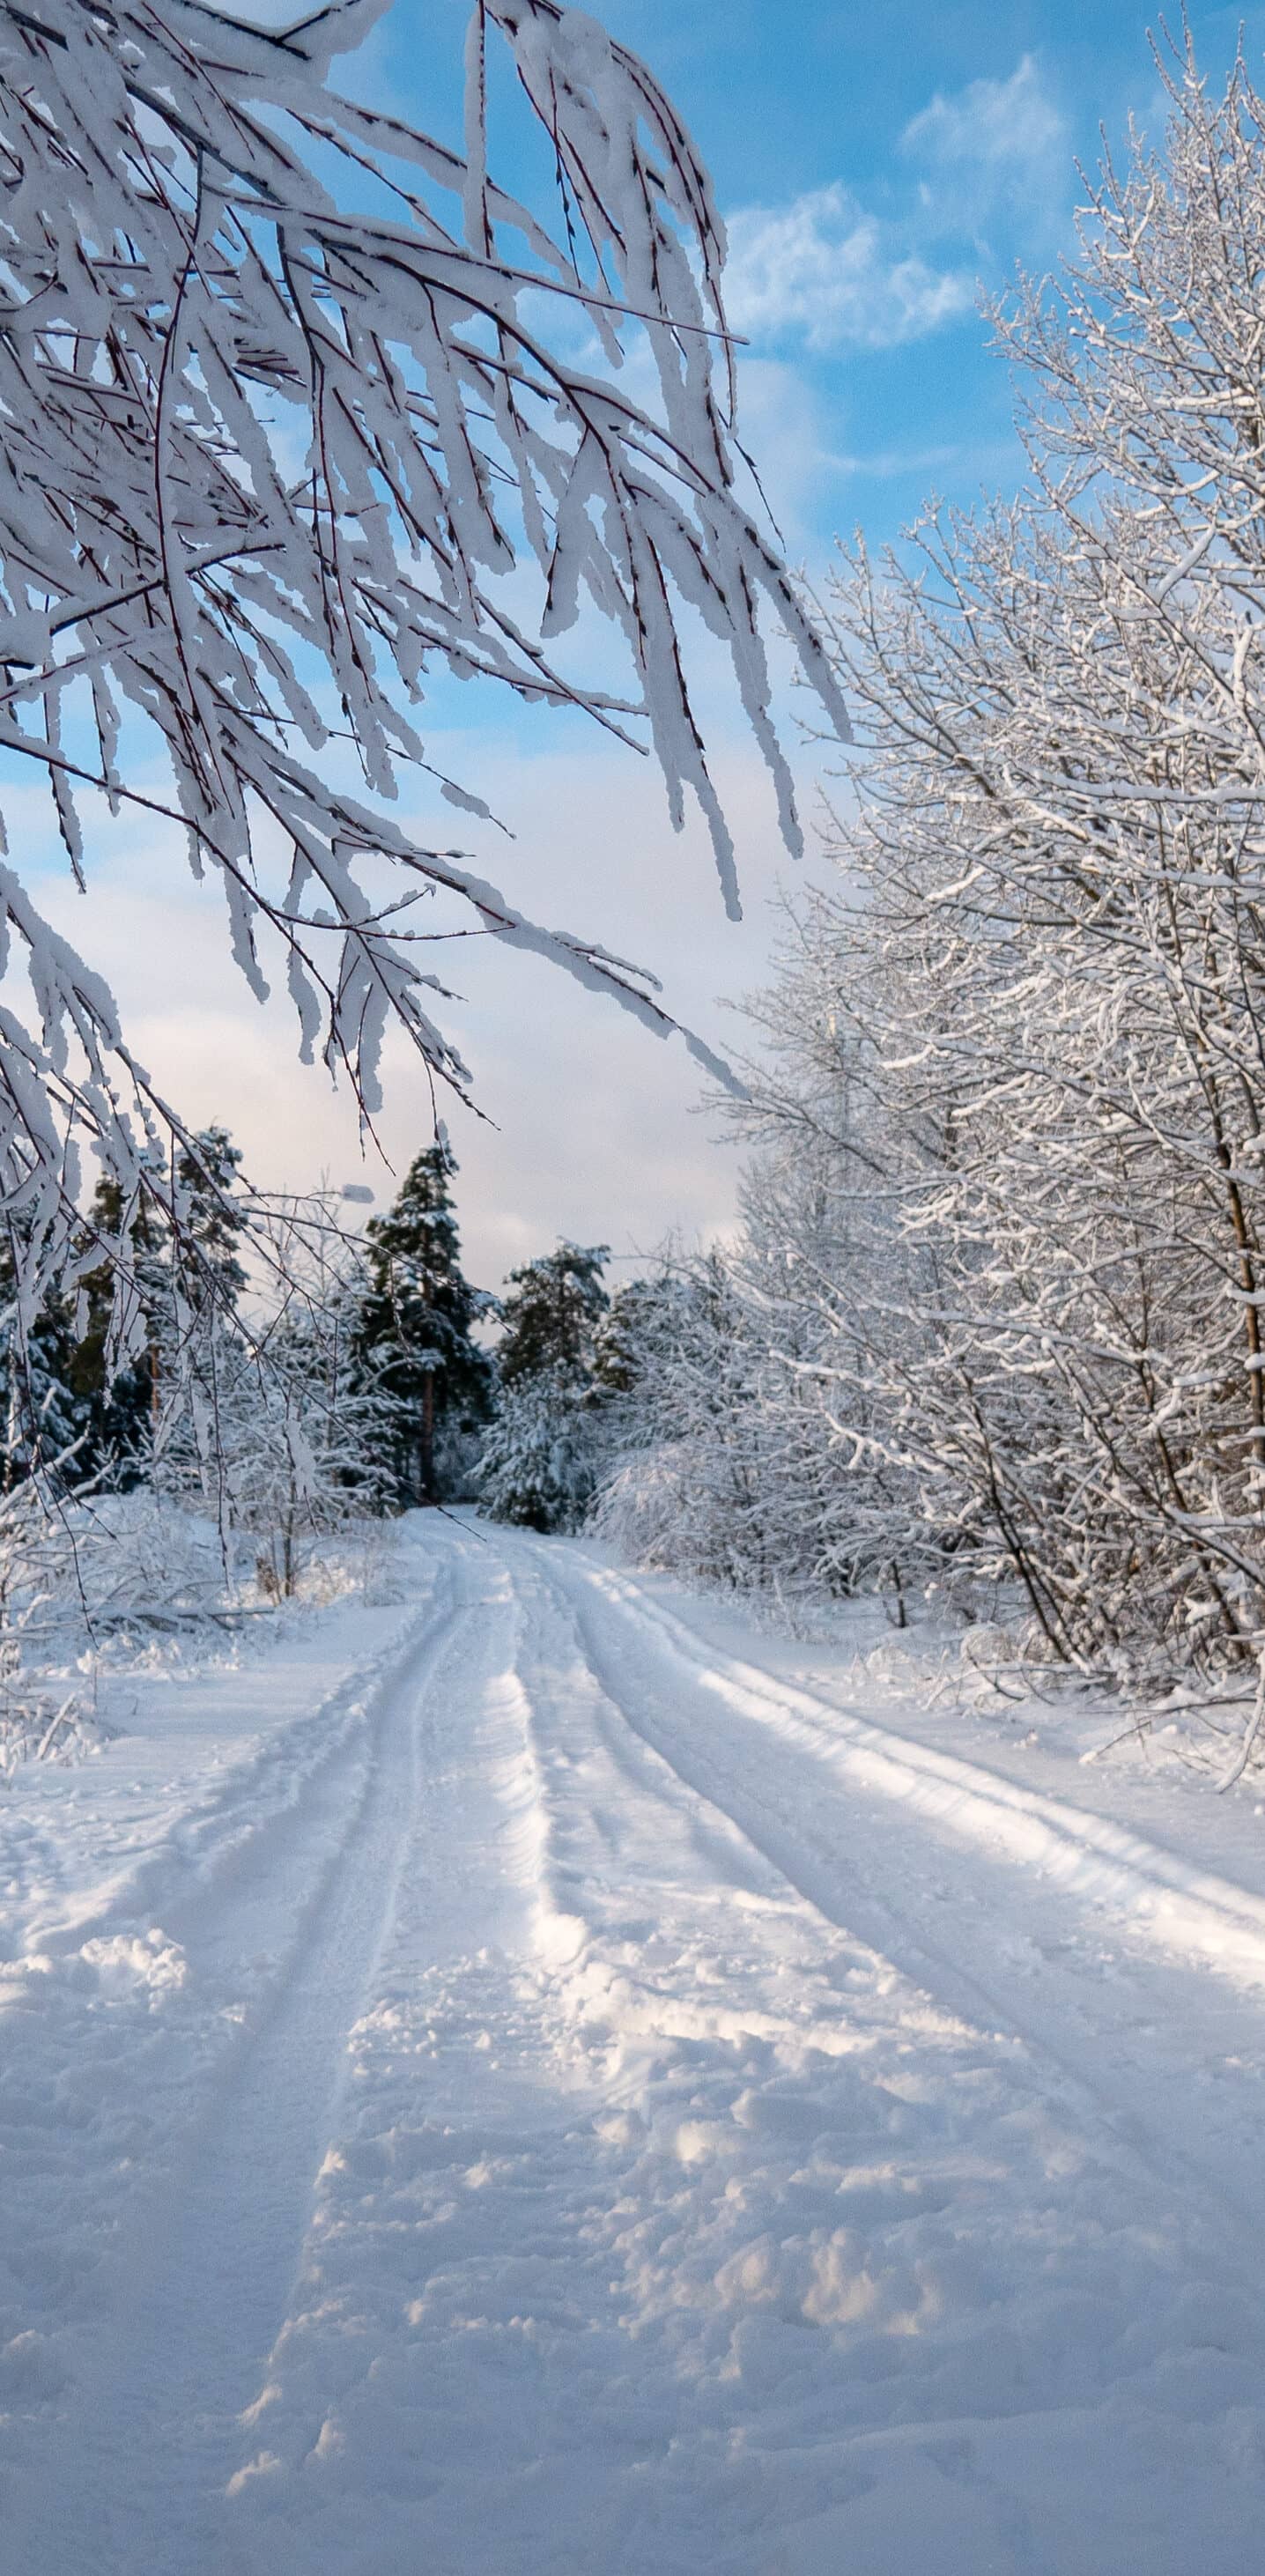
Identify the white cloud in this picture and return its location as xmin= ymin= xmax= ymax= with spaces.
xmin=903 ymin=53 xmax=1062 ymax=168
xmin=901 ymin=56 xmax=1066 ymax=232
xmin=723 ymin=183 xmax=973 ymax=354
xmin=721 ymin=57 xmax=1069 ymax=357
xmin=825 ymin=438 xmax=994 ymax=481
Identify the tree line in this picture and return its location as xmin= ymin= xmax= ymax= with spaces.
xmin=591 ymin=44 xmax=1265 ymax=1720
xmin=0 ymin=1132 xmax=650 ymax=1588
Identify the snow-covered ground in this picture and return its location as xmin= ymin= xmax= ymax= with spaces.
xmin=4 ymin=1518 xmax=1265 ymax=2572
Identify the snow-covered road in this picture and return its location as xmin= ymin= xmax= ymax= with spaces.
xmin=5 ymin=1520 xmax=1265 ymax=2571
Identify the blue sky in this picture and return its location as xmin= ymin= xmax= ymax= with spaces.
xmin=362 ymin=0 xmax=1265 ymax=570
xmin=41 ymin=0 xmax=1265 ymax=1287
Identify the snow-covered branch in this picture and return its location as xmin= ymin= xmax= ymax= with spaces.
xmin=0 ymin=0 xmax=845 ymax=1305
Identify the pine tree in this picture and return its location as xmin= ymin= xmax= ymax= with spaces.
xmin=0 ymin=1227 xmax=84 ymax=1491
xmin=147 ymin=1126 xmax=256 ymax=1526
xmin=593 ymin=1276 xmax=669 ymax=1399
xmin=497 ymin=1245 xmax=610 ymax=1387
xmin=478 ymin=1245 xmax=610 ymax=1533
xmin=172 ymin=1128 xmax=248 ymax=1318
xmin=69 ymin=1172 xmax=168 ymax=1485
xmin=354 ymin=1146 xmax=494 ymax=1506
xmin=476 ymin=1375 xmax=604 ymax=1535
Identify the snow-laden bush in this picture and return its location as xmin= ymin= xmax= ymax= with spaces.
xmin=0 ymin=1187 xmax=418 ymax=1769
xmin=0 ymin=1481 xmax=248 ymax=1773
xmin=149 ymin=1195 xmax=405 ymax=1596
xmin=477 ymin=1373 xmax=605 ymax=1535
xmin=589 ymin=1243 xmax=928 ymax=1610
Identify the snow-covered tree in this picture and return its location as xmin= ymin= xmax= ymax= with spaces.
xmin=497 ymin=1243 xmax=609 ymax=1385
xmin=354 ymin=1144 xmax=492 ymax=1503
xmin=0 ymin=0 xmax=847 ymax=1324
xmin=590 ymin=1238 xmax=865 ymax=1601
xmin=0 ymin=1224 xmax=83 ymax=1490
xmin=598 ymin=41 xmax=1265 ymax=1718
xmin=478 ymin=1240 xmax=609 ymax=1529
xmin=69 ymin=1169 xmax=167 ymax=1484
xmin=475 ymin=1370 xmax=603 ymax=1535
xmin=154 ymin=1187 xmax=401 ymax=1589
xmin=233 ymin=1260 xmax=398 ymax=1597
xmin=799 ymin=43 xmax=1265 ymax=1682
xmin=170 ymin=1129 xmax=248 ymax=1318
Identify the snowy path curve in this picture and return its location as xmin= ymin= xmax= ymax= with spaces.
xmin=4 ymin=1520 xmax=1265 ymax=2572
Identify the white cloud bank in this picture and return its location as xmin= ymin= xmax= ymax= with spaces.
xmin=902 ymin=53 xmax=1064 ymax=182
xmin=724 ymin=185 xmax=973 ymax=352
xmin=722 ymin=56 xmax=1067 ymax=355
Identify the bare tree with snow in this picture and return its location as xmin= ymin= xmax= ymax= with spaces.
xmin=600 ymin=41 xmax=1265 ymax=1739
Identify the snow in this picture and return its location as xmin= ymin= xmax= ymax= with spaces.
xmin=4 ymin=1516 xmax=1265 ymax=2568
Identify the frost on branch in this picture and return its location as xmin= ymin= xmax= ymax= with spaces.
xmin=0 ymin=0 xmax=846 ymax=1307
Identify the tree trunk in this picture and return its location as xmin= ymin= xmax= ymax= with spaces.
xmin=420 ymin=1374 xmax=436 ymax=1505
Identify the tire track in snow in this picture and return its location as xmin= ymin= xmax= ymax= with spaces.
xmin=218 ymin=1544 xmax=632 ymax=2567
xmin=227 ymin=1525 xmax=1265 ymax=2576
xmin=11 ymin=1523 xmax=1265 ymax=2573
xmin=4 ymin=1555 xmax=488 ymax=2576
xmin=17 ymin=1566 xmax=453 ymax=1968
xmin=85 ymin=1519 xmax=1265 ymax=2576
xmin=574 ymin=1553 xmax=1265 ymax=1988
xmin=221 ymin=1536 xmax=1069 ymax=2576
xmin=522 ymin=1536 xmax=1265 ymax=2241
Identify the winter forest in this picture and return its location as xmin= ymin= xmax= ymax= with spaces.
xmin=11 ymin=4 xmax=1265 ymax=2571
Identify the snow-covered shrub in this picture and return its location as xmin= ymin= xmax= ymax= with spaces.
xmin=152 ymin=1197 xmax=403 ymax=1597
xmin=0 ymin=1483 xmax=93 ymax=1773
xmin=590 ymin=1240 xmax=927 ymax=1608
xmin=0 ymin=1481 xmax=240 ymax=1773
xmin=591 ymin=1259 xmax=773 ymax=1588
xmin=477 ymin=1373 xmax=606 ymax=1535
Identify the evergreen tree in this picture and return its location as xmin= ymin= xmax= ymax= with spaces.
xmin=476 ymin=1375 xmax=604 ymax=1535
xmin=497 ymin=1244 xmax=610 ymax=1387
xmin=69 ymin=1170 xmax=168 ymax=1484
xmin=354 ymin=1145 xmax=494 ymax=1506
xmin=150 ymin=1127 xmax=255 ymax=1521
xmin=478 ymin=1245 xmax=610 ymax=1534
xmin=592 ymin=1275 xmax=669 ymax=1399
xmin=69 ymin=1129 xmax=248 ymax=1489
xmin=0 ymin=1226 xmax=84 ymax=1491
xmin=172 ymin=1127 xmax=248 ymax=1317
xmin=65 ymin=1127 xmax=250 ymax=1495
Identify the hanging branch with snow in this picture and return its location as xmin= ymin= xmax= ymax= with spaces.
xmin=0 ymin=0 xmax=847 ymax=1313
